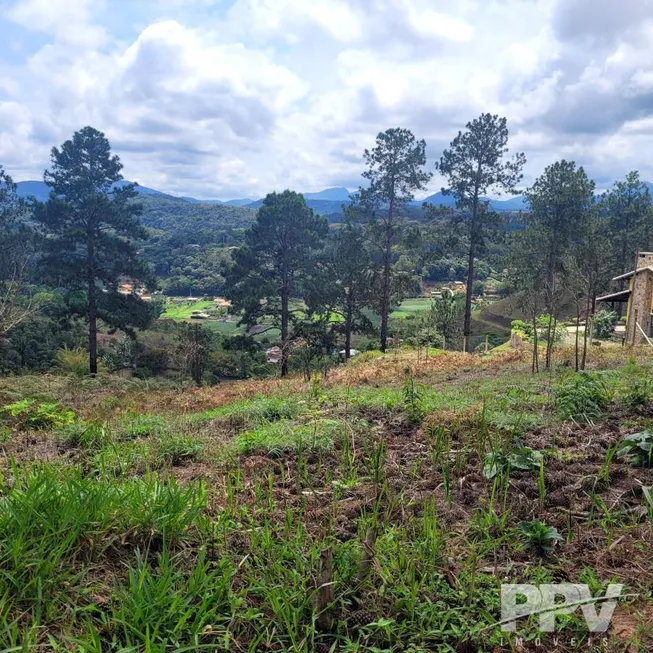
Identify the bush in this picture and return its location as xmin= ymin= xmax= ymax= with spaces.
xmin=511 ymin=319 xmax=533 ymax=339
xmin=55 ymin=346 xmax=95 ymax=377
xmin=593 ymin=310 xmax=619 ymax=340
xmin=555 ymin=373 xmax=610 ymax=422
xmin=55 ymin=421 xmax=111 ymax=449
xmin=536 ymin=314 xmax=566 ymax=342
xmin=1 ymin=400 xmax=76 ymax=430
xmin=622 ymin=378 xmax=653 ymax=410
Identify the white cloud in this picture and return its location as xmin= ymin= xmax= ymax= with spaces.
xmin=6 ymin=0 xmax=107 ymax=47
xmin=3 ymin=0 xmax=653 ymax=197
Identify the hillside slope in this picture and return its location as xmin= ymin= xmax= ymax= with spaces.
xmin=140 ymin=195 xmax=256 ymax=235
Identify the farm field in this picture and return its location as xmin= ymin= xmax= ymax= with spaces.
xmin=161 ymin=297 xmax=435 ymax=342
xmin=1 ymin=347 xmax=653 ymax=650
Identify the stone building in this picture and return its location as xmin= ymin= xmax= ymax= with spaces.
xmin=598 ymin=251 xmax=653 ymax=345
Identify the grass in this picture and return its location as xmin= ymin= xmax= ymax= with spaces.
xmin=163 ymin=297 xmax=434 ymax=339
xmin=1 ymin=347 xmax=653 ymax=649
xmin=390 ymin=297 xmax=433 ymax=318
xmin=161 ymin=299 xmax=215 ymax=320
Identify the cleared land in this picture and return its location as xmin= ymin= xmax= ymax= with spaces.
xmin=1 ymin=347 xmax=653 ymax=650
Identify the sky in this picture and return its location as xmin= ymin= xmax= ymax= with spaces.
xmin=1 ymin=0 xmax=653 ymax=200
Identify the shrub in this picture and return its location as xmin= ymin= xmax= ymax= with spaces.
xmin=55 ymin=420 xmax=111 ymax=450
xmin=510 ymin=319 xmax=533 ymax=339
xmin=534 ymin=314 xmax=566 ymax=342
xmin=555 ymin=373 xmax=610 ymax=422
xmin=618 ymin=431 xmax=653 ymax=467
xmin=55 ymin=346 xmax=98 ymax=377
xmin=593 ymin=310 xmax=619 ymax=340
xmin=518 ymin=520 xmax=563 ymax=554
xmin=1 ymin=399 xmax=76 ymax=430
xmin=621 ymin=378 xmax=653 ymax=410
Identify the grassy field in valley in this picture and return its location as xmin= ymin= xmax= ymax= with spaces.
xmin=1 ymin=347 xmax=653 ymax=650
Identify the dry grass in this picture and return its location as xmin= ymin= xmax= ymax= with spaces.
xmin=2 ymin=346 xmax=652 ymax=422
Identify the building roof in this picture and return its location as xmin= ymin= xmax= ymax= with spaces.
xmin=612 ymin=266 xmax=653 ymax=282
xmin=597 ymin=289 xmax=631 ymax=303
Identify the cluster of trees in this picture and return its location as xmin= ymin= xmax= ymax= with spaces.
xmin=510 ymin=165 xmax=653 ymax=372
xmin=139 ymin=195 xmax=252 ymax=296
xmin=2 ymin=116 xmax=652 ymax=380
xmin=227 ymin=115 xmax=526 ymax=372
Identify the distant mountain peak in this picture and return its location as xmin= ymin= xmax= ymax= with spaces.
xmin=302 ymin=187 xmax=352 ymax=201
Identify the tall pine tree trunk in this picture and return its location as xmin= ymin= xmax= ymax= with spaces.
xmin=581 ymin=294 xmax=591 ymax=370
xmin=379 ymin=200 xmax=394 ymax=353
xmin=463 ymin=235 xmax=475 ymax=353
xmin=532 ymin=312 xmax=539 ymax=374
xmin=281 ymin=284 xmax=289 ymax=377
xmin=574 ymin=301 xmax=580 ymax=372
xmin=463 ymin=178 xmax=480 ymax=353
xmin=87 ymin=234 xmax=98 ymax=376
xmin=344 ymin=292 xmax=353 ymax=361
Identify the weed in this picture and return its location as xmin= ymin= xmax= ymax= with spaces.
xmin=54 ymin=346 xmax=95 ymax=377
xmin=555 ymin=372 xmax=610 ymax=423
xmin=92 ymin=441 xmax=153 ymax=476
xmin=402 ymin=371 xmax=425 ymax=423
xmin=598 ymin=443 xmax=619 ymax=485
xmin=483 ymin=447 xmax=543 ymax=479
xmin=156 ymin=434 xmax=203 ymax=466
xmin=104 ymin=548 xmax=235 ymax=649
xmin=518 ymin=520 xmax=563 ymax=554
xmin=1 ymin=399 xmax=76 ymax=430
xmin=622 ymin=378 xmax=653 ymax=410
xmin=0 ymin=467 xmax=204 ymax=630
xmin=618 ymin=431 xmax=653 ymax=467
xmin=121 ymin=413 xmax=170 ymax=439
xmin=54 ymin=420 xmax=111 ymax=450
xmin=233 ymin=419 xmax=342 ymax=457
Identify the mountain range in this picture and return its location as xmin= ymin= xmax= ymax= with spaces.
xmin=14 ymin=180 xmax=529 ymax=215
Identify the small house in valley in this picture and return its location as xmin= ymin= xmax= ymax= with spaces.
xmin=598 ymin=251 xmax=653 ymax=345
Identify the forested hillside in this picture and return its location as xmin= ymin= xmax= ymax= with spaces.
xmin=139 ymin=195 xmax=256 ymax=236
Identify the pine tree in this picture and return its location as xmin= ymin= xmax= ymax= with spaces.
xmin=522 ymin=160 xmax=595 ymax=369
xmin=306 ymin=215 xmax=375 ymax=360
xmin=603 ymin=171 xmax=652 ymax=279
xmin=437 ymin=114 xmax=525 ymax=352
xmin=0 ymin=166 xmax=34 ymax=339
xmin=225 ymin=190 xmax=328 ymax=377
xmin=357 ymin=128 xmax=431 ymax=352
xmin=35 ymin=127 xmax=155 ymax=375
